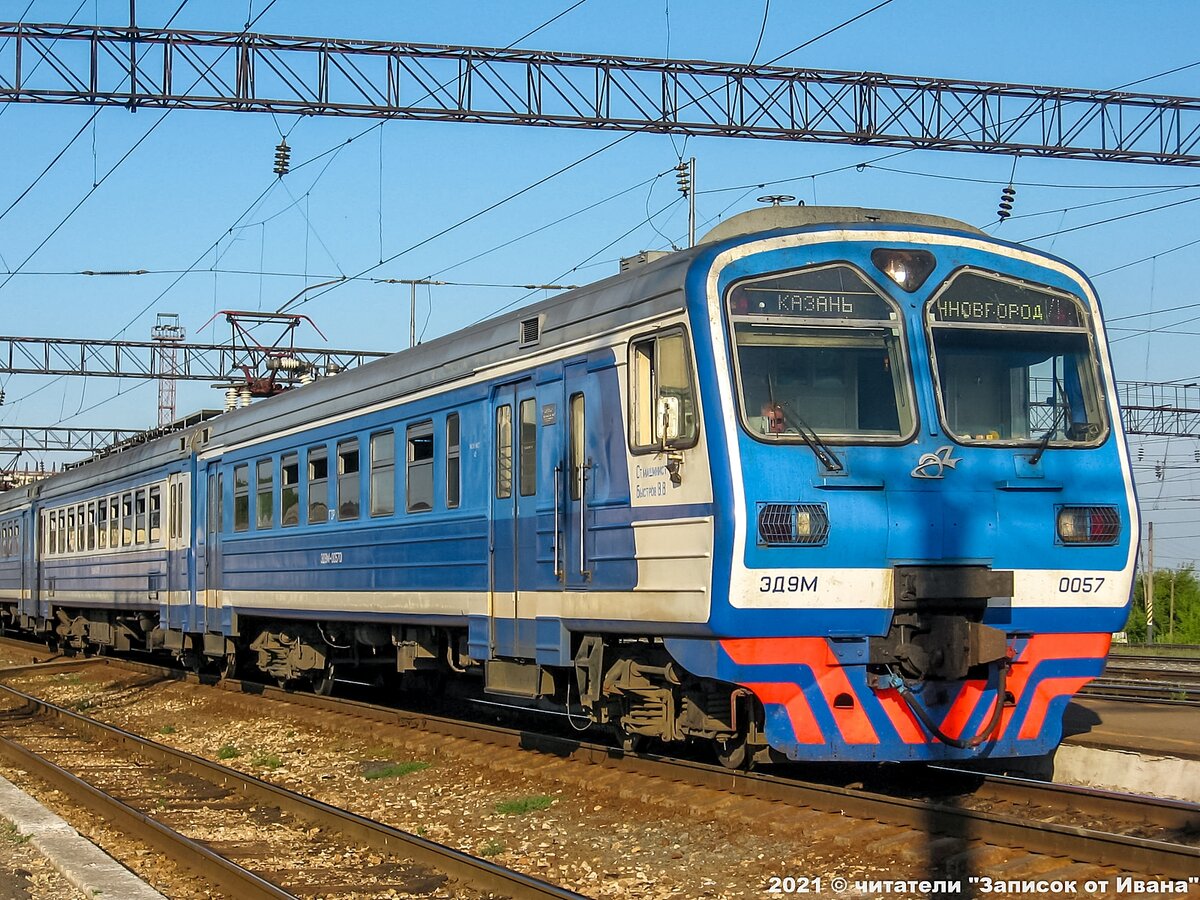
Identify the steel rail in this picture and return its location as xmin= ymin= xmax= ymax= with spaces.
xmin=55 ymin=654 xmax=1200 ymax=880
xmin=0 ymin=681 xmax=586 ymax=900
xmin=2 ymin=643 xmax=1198 ymax=877
xmin=0 ymin=710 xmax=294 ymax=899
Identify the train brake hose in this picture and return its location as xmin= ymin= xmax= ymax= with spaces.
xmin=879 ymin=662 xmax=1009 ymax=750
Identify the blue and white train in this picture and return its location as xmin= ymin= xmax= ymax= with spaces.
xmin=0 ymin=205 xmax=1138 ymax=764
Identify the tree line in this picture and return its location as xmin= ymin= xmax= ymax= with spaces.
xmin=1124 ymin=565 xmax=1200 ymax=644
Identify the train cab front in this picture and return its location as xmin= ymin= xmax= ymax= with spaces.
xmin=667 ymin=211 xmax=1138 ymax=764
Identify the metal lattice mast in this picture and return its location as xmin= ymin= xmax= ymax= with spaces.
xmin=0 ymin=23 xmax=1197 ymax=165
xmin=151 ymin=312 xmax=185 ymax=427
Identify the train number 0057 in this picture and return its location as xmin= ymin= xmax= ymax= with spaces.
xmin=1058 ymin=576 xmax=1104 ymax=593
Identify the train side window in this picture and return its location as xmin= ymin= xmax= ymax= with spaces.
xmin=307 ymin=447 xmax=329 ymax=524
xmin=519 ymin=398 xmax=537 ymax=496
xmin=629 ymin=329 xmax=699 ymax=451
xmin=149 ymin=487 xmax=162 ymax=544
xmin=370 ymin=431 xmax=396 ymax=517
xmin=496 ymin=405 xmax=512 ymax=499
xmin=233 ymin=465 xmax=250 ymax=532
xmin=98 ymin=499 xmax=108 ymax=550
xmin=122 ymin=493 xmax=134 ymax=546
xmin=569 ymin=393 xmax=585 ymax=501
xmin=281 ymin=453 xmax=300 ymax=527
xmin=406 ymin=423 xmax=433 ymax=513
xmin=446 ymin=413 xmax=461 ymax=509
xmin=46 ymin=514 xmax=55 ymax=556
xmin=337 ymin=439 xmax=360 ymax=520
xmin=136 ymin=491 xmax=147 ymax=544
xmin=78 ymin=505 xmax=86 ymax=552
xmin=59 ymin=510 xmax=67 ymax=553
xmin=256 ymin=459 xmax=274 ymax=530
xmin=67 ymin=508 xmax=77 ymax=553
xmin=109 ymin=498 xmax=119 ymax=548
xmin=87 ymin=502 xmax=96 ymax=551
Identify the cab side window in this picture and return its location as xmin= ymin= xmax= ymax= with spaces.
xmin=629 ymin=328 xmax=699 ymax=451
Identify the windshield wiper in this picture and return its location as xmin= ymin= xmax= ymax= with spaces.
xmin=772 ymin=404 xmax=845 ymax=473
xmin=1029 ymin=377 xmax=1073 ymax=465
xmin=766 ymin=376 xmax=844 ymax=473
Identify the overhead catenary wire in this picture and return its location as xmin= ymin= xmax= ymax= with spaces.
xmin=0 ymin=0 xmax=274 ymax=300
xmin=12 ymin=0 xmax=600 ymax=425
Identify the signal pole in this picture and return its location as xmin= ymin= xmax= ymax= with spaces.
xmin=1146 ymin=522 xmax=1155 ymax=643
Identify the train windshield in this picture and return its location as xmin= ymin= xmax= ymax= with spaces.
xmin=926 ymin=270 xmax=1107 ymax=446
xmin=726 ymin=264 xmax=915 ymax=441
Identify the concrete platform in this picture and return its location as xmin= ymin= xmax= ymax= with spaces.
xmin=1012 ymin=699 xmax=1200 ymax=802
xmin=0 ymin=773 xmax=165 ymax=900
xmin=1062 ymin=698 xmax=1200 ymax=761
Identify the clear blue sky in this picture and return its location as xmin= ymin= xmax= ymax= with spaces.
xmin=1 ymin=0 xmax=1198 ymax=568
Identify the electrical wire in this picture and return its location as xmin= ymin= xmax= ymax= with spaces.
xmin=0 ymin=0 xmax=268 ymax=299
xmin=468 ymin=195 xmax=683 ymax=326
xmin=280 ymin=131 xmax=639 ymax=314
xmin=748 ymin=0 xmax=771 ymax=64
xmin=762 ymin=0 xmax=897 ymax=66
xmin=1022 ymin=195 xmax=1200 ymax=242
xmin=1092 ymin=237 xmax=1200 ymax=278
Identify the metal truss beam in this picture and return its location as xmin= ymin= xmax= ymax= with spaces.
xmin=0 ymin=335 xmax=389 ymax=382
xmin=0 ymin=426 xmax=147 ymax=453
xmin=0 ymin=23 xmax=1198 ymax=165
xmin=1118 ymin=381 xmax=1200 ymax=438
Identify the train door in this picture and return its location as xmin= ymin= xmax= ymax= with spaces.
xmin=166 ymin=473 xmax=188 ymax=626
xmin=489 ymin=380 xmax=539 ymax=658
xmin=563 ymin=361 xmax=592 ymax=590
xmin=197 ymin=462 xmax=222 ymax=632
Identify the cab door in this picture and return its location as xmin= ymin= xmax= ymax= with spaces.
xmin=563 ymin=361 xmax=592 ymax=590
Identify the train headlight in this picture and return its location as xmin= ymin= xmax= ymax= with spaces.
xmin=1056 ymin=505 xmax=1120 ymax=545
xmin=757 ymin=502 xmax=829 ymax=546
xmin=871 ymin=248 xmax=936 ymax=293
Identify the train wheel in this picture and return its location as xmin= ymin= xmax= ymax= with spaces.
xmin=181 ymin=649 xmax=203 ymax=674
xmin=617 ymin=727 xmax=647 ymax=754
xmin=312 ymin=664 xmax=336 ymax=697
xmin=716 ymin=734 xmax=751 ymax=770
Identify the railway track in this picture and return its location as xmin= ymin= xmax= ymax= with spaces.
xmin=2 ymin=645 xmax=1195 ymax=887
xmin=1083 ymin=654 xmax=1200 ymax=704
xmin=0 ymin=671 xmax=584 ymax=900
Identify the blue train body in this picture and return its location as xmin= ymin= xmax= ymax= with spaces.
xmin=0 ymin=205 xmax=1137 ymax=765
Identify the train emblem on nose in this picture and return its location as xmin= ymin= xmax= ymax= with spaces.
xmin=911 ymin=446 xmax=961 ymax=479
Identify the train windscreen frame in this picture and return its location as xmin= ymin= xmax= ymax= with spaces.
xmin=925 ymin=268 xmax=1109 ymax=448
xmin=725 ymin=263 xmax=917 ymax=444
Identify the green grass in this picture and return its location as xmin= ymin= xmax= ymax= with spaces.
xmin=158 ymin=725 xmax=176 ymax=735
xmin=363 ymin=761 xmax=428 ymax=780
xmin=216 ymin=744 xmax=241 ymax=760
xmin=252 ymin=753 xmax=283 ymax=770
xmin=479 ymin=839 xmax=505 ymax=857
xmin=495 ymin=795 xmax=554 ymax=816
xmin=1 ymin=822 xmax=30 ymax=845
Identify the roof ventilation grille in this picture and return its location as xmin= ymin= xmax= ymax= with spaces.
xmin=519 ymin=316 xmax=542 ymax=347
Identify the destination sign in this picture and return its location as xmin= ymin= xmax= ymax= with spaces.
xmin=728 ymin=266 xmax=895 ymax=321
xmin=931 ymin=273 xmax=1084 ymax=327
